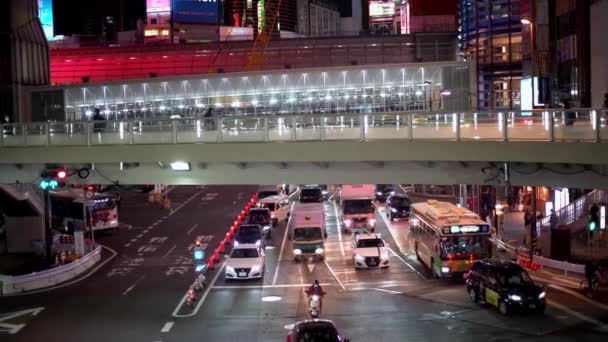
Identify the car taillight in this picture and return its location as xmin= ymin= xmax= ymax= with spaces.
xmin=287 ymin=335 xmax=292 ymax=342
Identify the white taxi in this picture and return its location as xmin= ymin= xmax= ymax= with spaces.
xmin=257 ymin=195 xmax=290 ymax=226
xmin=225 ymin=244 xmax=265 ymax=280
xmin=352 ymin=234 xmax=390 ymax=269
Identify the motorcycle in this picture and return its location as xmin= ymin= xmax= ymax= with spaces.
xmin=308 ymin=294 xmax=321 ymax=318
xmin=193 ymin=273 xmax=207 ymax=292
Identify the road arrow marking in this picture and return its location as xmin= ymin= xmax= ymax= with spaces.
xmin=307 ymin=263 xmax=315 ymax=272
xmin=0 ymin=307 xmax=44 ymax=334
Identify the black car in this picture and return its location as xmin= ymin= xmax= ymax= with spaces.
xmin=300 ymin=186 xmax=324 ymax=203
xmin=286 ymin=319 xmax=349 ymax=342
xmin=246 ymin=208 xmax=272 ymax=236
xmin=235 ymin=224 xmax=264 ymax=247
xmin=385 ymin=194 xmax=410 ymax=221
xmin=466 ymin=260 xmax=546 ymax=315
xmin=374 ymin=184 xmax=396 ymax=201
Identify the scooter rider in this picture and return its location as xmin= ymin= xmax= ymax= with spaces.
xmin=306 ymin=280 xmax=326 ymax=311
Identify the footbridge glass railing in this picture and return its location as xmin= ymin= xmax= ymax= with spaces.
xmin=1 ymin=109 xmax=607 ymax=147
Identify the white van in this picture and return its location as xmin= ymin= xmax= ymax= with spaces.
xmin=256 ymin=195 xmax=290 ymax=226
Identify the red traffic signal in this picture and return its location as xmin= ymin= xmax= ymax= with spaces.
xmin=56 ymin=170 xmax=67 ymax=179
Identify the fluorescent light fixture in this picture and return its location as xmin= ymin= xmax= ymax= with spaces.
xmin=415 ymin=90 xmax=423 ymax=96
xmin=170 ymin=161 xmax=191 ymax=171
xmin=231 ymin=101 xmax=241 ymax=108
xmin=178 ymin=104 xmax=185 ymax=109
xmin=251 ymin=99 xmax=259 ymax=106
xmin=85 ymin=110 xmax=93 ymax=116
xmin=440 ymin=89 xmax=452 ymax=96
xmin=159 ymin=105 xmax=166 ymax=110
xmin=269 ymin=98 xmax=278 ymax=105
xmin=195 ymin=103 xmax=205 ymax=108
xmin=520 ymin=18 xmax=532 ymax=25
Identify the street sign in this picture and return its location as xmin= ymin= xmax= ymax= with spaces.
xmin=195 ymin=263 xmax=206 ymax=272
xmin=85 ymin=191 xmax=94 ymax=200
xmin=193 ymin=249 xmax=204 ymax=261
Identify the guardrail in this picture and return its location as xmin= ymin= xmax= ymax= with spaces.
xmin=0 ymin=246 xmax=101 ymax=295
xmin=2 ymin=109 xmax=608 ymax=147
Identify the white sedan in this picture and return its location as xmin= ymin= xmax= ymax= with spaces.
xmin=225 ymin=244 xmax=265 ymax=280
xmin=352 ymin=234 xmax=389 ymax=269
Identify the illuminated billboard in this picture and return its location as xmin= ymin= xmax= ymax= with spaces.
xmin=369 ymin=1 xmax=395 ymax=19
xmin=172 ymin=0 xmax=218 ymax=24
xmin=147 ymin=0 xmax=171 ymax=13
xmin=39 ymin=0 xmax=54 ymax=40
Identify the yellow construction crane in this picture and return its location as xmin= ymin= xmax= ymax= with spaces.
xmin=244 ymin=0 xmax=282 ymax=72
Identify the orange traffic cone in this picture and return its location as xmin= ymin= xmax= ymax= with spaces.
xmin=225 ymin=232 xmax=231 ymax=244
xmin=207 ymin=256 xmax=215 ymax=271
xmin=219 ymin=241 xmax=226 ymax=254
xmin=213 ymin=248 xmax=220 ymax=262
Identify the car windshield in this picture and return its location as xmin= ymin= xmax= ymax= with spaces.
xmin=389 ymin=197 xmax=409 ymax=206
xmin=238 ymin=226 xmax=261 ymax=237
xmin=258 ymin=191 xmax=279 ymax=199
xmin=259 ymin=203 xmax=276 ymax=211
xmin=301 ymin=188 xmax=323 ymax=202
xmin=440 ymin=235 xmax=488 ymax=259
xmin=499 ymin=268 xmax=534 ymax=286
xmin=344 ymin=199 xmax=374 ymax=214
xmin=248 ymin=212 xmax=269 ymax=224
xmin=296 ymin=324 xmax=339 ymax=341
xmin=357 ymin=238 xmax=384 ymax=248
xmin=293 ymin=228 xmax=322 ymax=241
xmin=231 ymin=248 xmax=259 ymax=258
xmin=376 ymin=184 xmax=395 ymax=193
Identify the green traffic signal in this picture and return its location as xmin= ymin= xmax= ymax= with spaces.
xmin=589 ymin=220 xmax=597 ymax=232
xmin=39 ymin=179 xmax=59 ymax=190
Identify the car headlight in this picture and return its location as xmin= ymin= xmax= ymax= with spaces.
xmin=369 ymin=218 xmax=376 ymax=226
xmin=390 ymin=208 xmax=397 ymax=213
xmin=538 ymin=291 xmax=545 ymax=299
xmin=441 ymin=266 xmax=450 ymax=273
xmin=344 ymin=219 xmax=352 ymax=227
xmin=226 ymin=266 xmax=236 ymax=275
xmin=271 ymin=213 xmax=275 ymax=219
xmin=315 ymin=248 xmax=324 ymax=255
xmin=354 ymin=253 xmax=365 ymax=261
xmin=322 ymin=190 xmax=328 ymax=195
xmin=377 ymin=192 xmax=383 ymax=196
xmin=509 ymin=294 xmax=522 ymax=301
xmin=293 ymin=249 xmax=302 ymax=255
xmin=255 ymin=240 xmax=261 ymax=247
xmin=234 ymin=240 xmax=240 ymax=247
xmin=250 ymin=265 xmax=260 ymax=274
xmin=380 ymin=251 xmax=389 ymax=260
xmin=263 ymin=225 xmax=270 ymax=230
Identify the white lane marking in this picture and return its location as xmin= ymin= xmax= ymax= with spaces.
xmin=130 ymin=238 xmax=138 ymax=242
xmin=548 ymin=284 xmax=608 ymax=310
xmin=0 ymin=307 xmax=44 ymax=334
xmin=172 ymin=262 xmax=226 ymax=318
xmin=307 ymin=263 xmax=315 ymax=272
xmin=273 ymin=202 xmax=293 ymax=286
xmin=378 ymin=207 xmax=407 ymax=253
xmin=160 ymin=321 xmax=174 ymax=333
xmin=122 ymin=275 xmax=146 ymax=296
xmin=547 ymin=299 xmax=608 ymax=330
xmin=330 ymin=200 xmax=345 ymax=257
xmin=388 ymin=247 xmax=425 ymax=279
xmin=124 ymin=243 xmax=131 ymax=247
xmin=212 ymin=283 xmax=334 ymax=289
xmin=137 ymin=234 xmax=144 ymax=238
xmin=162 ymin=245 xmax=177 ymax=259
xmin=1 ymin=245 xmax=118 ymax=297
xmin=351 ymin=287 xmax=403 ymax=295
xmin=323 ymin=259 xmax=346 ymax=290
xmin=186 ymin=224 xmax=198 ymax=235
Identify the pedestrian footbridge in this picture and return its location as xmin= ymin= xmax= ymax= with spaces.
xmin=1 ymin=110 xmax=608 ymax=187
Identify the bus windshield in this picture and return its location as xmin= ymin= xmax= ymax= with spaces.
xmin=344 ymin=199 xmax=374 ymax=214
xmin=293 ymin=228 xmax=322 ymax=241
xmin=440 ymin=235 xmax=488 ymax=259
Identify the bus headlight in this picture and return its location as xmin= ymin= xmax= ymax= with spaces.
xmin=293 ymin=249 xmax=302 ymax=255
xmin=441 ymin=266 xmax=451 ymax=274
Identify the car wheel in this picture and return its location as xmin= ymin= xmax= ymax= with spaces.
xmin=498 ymin=301 xmax=509 ymax=316
xmin=469 ymin=287 xmax=479 ymax=304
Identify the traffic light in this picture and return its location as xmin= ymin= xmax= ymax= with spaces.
xmin=38 ymin=169 xmax=68 ymax=190
xmin=589 ymin=211 xmax=600 ymax=232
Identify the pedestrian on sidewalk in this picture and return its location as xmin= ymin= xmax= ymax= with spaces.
xmin=585 ymin=261 xmax=597 ymax=291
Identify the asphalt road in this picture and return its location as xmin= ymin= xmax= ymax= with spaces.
xmin=1 ymin=185 xmax=607 ymax=342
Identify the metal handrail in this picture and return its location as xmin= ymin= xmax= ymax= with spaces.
xmin=1 ymin=109 xmax=607 ymax=147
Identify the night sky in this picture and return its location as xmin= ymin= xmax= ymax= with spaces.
xmin=52 ymin=0 xmax=457 ymax=36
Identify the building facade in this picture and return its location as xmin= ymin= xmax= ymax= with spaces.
xmin=459 ymin=0 xmax=523 ymax=110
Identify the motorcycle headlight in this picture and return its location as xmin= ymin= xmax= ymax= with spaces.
xmin=311 ymin=295 xmax=320 ymax=301
xmin=344 ymin=219 xmax=352 ymax=227
xmin=315 ymin=248 xmax=324 ymax=255
xmin=441 ymin=266 xmax=451 ymax=274
xmin=369 ymin=218 xmax=377 ymax=226
xmin=538 ymin=291 xmax=545 ymax=299
xmin=390 ymin=208 xmax=397 ymax=213
xmin=226 ymin=266 xmax=236 ymax=275
xmin=263 ymin=225 xmax=270 ymax=231
xmin=255 ymin=240 xmax=261 ymax=247
xmin=271 ymin=213 xmax=275 ymax=219
xmin=509 ymin=294 xmax=522 ymax=301
xmin=293 ymin=249 xmax=302 ymax=255
xmin=376 ymin=192 xmax=383 ymax=196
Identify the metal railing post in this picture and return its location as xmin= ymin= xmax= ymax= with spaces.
xmin=321 ymin=116 xmax=326 ymax=141
xmin=595 ymin=110 xmax=600 ymax=143
xmin=86 ymin=122 xmax=92 ymax=146
xmin=292 ymin=117 xmax=297 ymax=141
xmin=502 ymin=112 xmax=508 ymax=141
xmin=408 ymin=113 xmax=414 ymax=141
xmin=264 ymin=117 xmax=269 ymax=142
xmin=23 ymin=124 xmax=27 ymax=145
xmin=217 ymin=118 xmax=223 ymax=143
xmin=46 ymin=123 xmax=51 ymax=146
xmin=549 ymin=111 xmax=555 ymax=142
xmin=360 ymin=114 xmax=366 ymax=141
xmin=0 ymin=124 xmax=3 ymax=147
xmin=129 ymin=121 xmax=134 ymax=144
xmin=455 ymin=112 xmax=461 ymax=141
xmin=172 ymin=120 xmax=177 ymax=144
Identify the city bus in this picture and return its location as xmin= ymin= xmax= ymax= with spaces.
xmin=411 ymin=200 xmax=491 ymax=278
xmin=50 ymin=188 xmax=119 ymax=233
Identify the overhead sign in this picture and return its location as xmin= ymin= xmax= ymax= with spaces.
xmin=172 ymin=0 xmax=218 ymax=24
xmin=369 ymin=1 xmax=395 ymax=18
xmin=147 ymin=0 xmax=171 ymax=13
